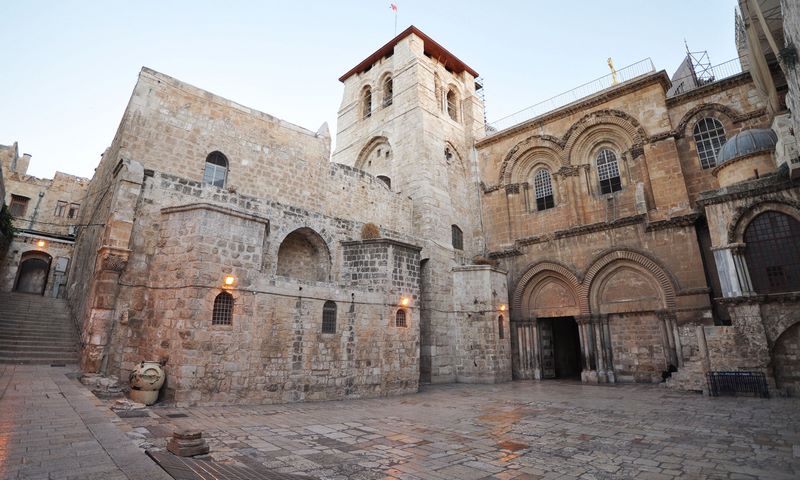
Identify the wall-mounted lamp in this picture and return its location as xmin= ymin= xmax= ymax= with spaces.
xmin=400 ymin=296 xmax=410 ymax=307
xmin=36 ymin=240 xmax=46 ymax=248
xmin=223 ymin=274 xmax=236 ymax=288
xmin=499 ymin=304 xmax=507 ymax=312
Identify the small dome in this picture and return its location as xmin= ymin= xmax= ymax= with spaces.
xmin=717 ymin=128 xmax=777 ymax=165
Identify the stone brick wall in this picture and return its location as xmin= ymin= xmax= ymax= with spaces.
xmin=609 ymin=312 xmax=668 ymax=383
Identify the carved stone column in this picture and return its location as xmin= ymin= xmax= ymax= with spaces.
xmin=512 ymin=318 xmax=540 ymax=380
xmin=592 ymin=315 xmax=607 ymax=383
xmin=576 ymin=315 xmax=597 ymax=383
xmin=656 ymin=310 xmax=679 ymax=368
xmin=712 ymin=244 xmax=755 ymax=298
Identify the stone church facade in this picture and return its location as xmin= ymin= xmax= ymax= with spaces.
xmin=2 ymin=2 xmax=799 ymax=404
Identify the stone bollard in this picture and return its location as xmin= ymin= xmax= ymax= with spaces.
xmin=167 ymin=429 xmax=210 ymax=457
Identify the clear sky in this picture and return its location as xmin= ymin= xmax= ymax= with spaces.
xmin=2 ymin=1 xmax=739 ymax=179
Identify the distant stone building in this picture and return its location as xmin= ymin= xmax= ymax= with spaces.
xmin=2 ymin=2 xmax=799 ymax=403
xmin=0 ymin=142 xmax=89 ymax=298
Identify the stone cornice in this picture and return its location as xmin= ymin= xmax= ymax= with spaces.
xmin=697 ymin=170 xmax=795 ymax=206
xmin=475 ymin=71 xmax=671 ymax=148
xmin=665 ymin=72 xmax=752 ymax=107
xmin=340 ymin=238 xmax=422 ymax=252
xmin=160 ymin=203 xmax=270 ymax=225
xmin=717 ymin=291 xmax=800 ymax=305
xmin=645 ymin=213 xmax=700 ymax=232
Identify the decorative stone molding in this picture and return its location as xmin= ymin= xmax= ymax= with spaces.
xmin=511 ymin=261 xmax=582 ymax=317
xmin=645 ymin=213 xmax=700 ymax=232
xmin=555 ymin=165 xmax=581 ymax=177
xmin=675 ymin=103 xmax=767 ymax=139
xmin=97 ymin=246 xmax=131 ymax=273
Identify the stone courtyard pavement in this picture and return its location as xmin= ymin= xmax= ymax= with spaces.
xmin=122 ymin=380 xmax=800 ymax=480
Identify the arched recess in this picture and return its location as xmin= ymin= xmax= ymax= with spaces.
xmin=728 ymin=200 xmax=800 ymax=244
xmin=276 ymin=227 xmax=332 ymax=282
xmin=14 ymin=250 xmax=53 ymax=295
xmin=676 ymin=103 xmax=741 ymax=139
xmin=443 ymin=141 xmax=466 ymax=170
xmin=511 ymin=149 xmax=561 ymax=186
xmin=498 ymin=135 xmax=564 ymax=185
xmin=355 ymin=136 xmax=393 ymax=176
xmin=583 ymin=250 xmax=677 ymax=313
xmin=512 ymin=261 xmax=582 ymax=319
xmin=562 ymin=109 xmax=647 ymax=161
xmin=771 ymin=322 xmax=800 ymax=396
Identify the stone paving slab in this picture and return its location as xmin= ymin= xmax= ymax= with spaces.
xmin=121 ymin=381 xmax=800 ymax=480
xmin=0 ymin=364 xmax=170 ymax=480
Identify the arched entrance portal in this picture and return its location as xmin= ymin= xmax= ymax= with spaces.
xmin=14 ymin=251 xmax=52 ymax=295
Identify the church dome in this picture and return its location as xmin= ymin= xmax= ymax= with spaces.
xmin=717 ymin=128 xmax=777 ymax=165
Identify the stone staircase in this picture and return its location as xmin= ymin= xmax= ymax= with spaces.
xmin=0 ymin=292 xmax=79 ymax=364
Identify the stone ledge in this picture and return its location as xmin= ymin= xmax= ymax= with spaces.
xmin=160 ymin=202 xmax=270 ymax=225
xmin=341 ymin=238 xmax=422 ymax=252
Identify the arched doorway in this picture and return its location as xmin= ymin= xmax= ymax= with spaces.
xmin=14 ymin=251 xmax=52 ymax=295
xmin=772 ymin=323 xmax=800 ymax=397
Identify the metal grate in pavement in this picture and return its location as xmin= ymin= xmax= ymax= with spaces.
xmin=147 ymin=450 xmax=311 ymax=480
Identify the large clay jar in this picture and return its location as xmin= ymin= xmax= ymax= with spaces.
xmin=129 ymin=361 xmax=166 ymax=405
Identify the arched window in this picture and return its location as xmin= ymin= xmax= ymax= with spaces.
xmin=744 ymin=211 xmax=800 ymax=294
xmin=498 ymin=315 xmax=504 ymax=339
xmin=377 ymin=175 xmax=391 ymax=189
xmin=596 ymin=148 xmax=622 ymax=194
xmin=395 ymin=309 xmax=407 ymax=327
xmin=446 ymin=89 xmax=458 ymax=121
xmin=451 ymin=225 xmax=463 ymax=250
xmin=533 ymin=169 xmax=555 ymax=211
xmin=212 ymin=292 xmax=233 ymax=325
xmin=362 ymin=86 xmax=372 ymax=119
xmin=693 ymin=117 xmax=727 ymax=169
xmin=382 ymin=76 xmax=393 ymax=108
xmin=322 ymin=301 xmax=337 ymax=333
xmin=203 ymin=151 xmax=228 ymax=188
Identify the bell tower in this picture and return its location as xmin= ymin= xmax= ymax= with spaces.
xmin=334 ymin=27 xmax=510 ymax=385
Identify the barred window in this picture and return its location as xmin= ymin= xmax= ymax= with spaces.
xmin=533 ymin=169 xmax=555 ymax=211
xmin=322 ymin=301 xmax=337 ymax=333
xmin=498 ymin=315 xmax=504 ymax=339
xmin=212 ymin=292 xmax=233 ymax=325
xmin=362 ymin=86 xmax=372 ymax=119
xmin=67 ymin=203 xmax=80 ymax=219
xmin=744 ymin=212 xmax=800 ymax=294
xmin=693 ymin=117 xmax=726 ymax=169
xmin=451 ymin=225 xmax=463 ymax=250
xmin=396 ymin=309 xmax=407 ymax=327
xmin=596 ymin=148 xmax=622 ymax=194
xmin=9 ymin=195 xmax=29 ymax=218
xmin=203 ymin=151 xmax=228 ymax=188
xmin=382 ymin=76 xmax=393 ymax=107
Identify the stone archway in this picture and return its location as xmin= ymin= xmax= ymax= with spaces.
xmin=14 ymin=251 xmax=52 ymax=295
xmin=772 ymin=322 xmax=800 ymax=397
xmin=276 ymin=228 xmax=331 ymax=282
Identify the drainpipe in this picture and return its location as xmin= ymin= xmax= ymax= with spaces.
xmin=29 ymin=191 xmax=45 ymax=230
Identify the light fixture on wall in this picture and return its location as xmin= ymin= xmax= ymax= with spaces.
xmin=36 ymin=240 xmax=46 ymax=248
xmin=223 ymin=274 xmax=236 ymax=287
xmin=400 ymin=296 xmax=410 ymax=307
xmin=499 ymin=304 xmax=507 ymax=312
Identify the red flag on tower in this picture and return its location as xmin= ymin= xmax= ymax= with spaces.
xmin=390 ymin=3 xmax=397 ymax=12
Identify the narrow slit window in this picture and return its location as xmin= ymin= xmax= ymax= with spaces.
xmin=446 ymin=89 xmax=458 ymax=121
xmin=322 ymin=301 xmax=337 ymax=333
xmin=451 ymin=225 xmax=463 ymax=250
xmin=362 ymin=87 xmax=372 ymax=119
xmin=498 ymin=315 xmax=504 ymax=339
xmin=596 ymin=148 xmax=622 ymax=194
xmin=382 ymin=76 xmax=393 ymax=107
xmin=533 ymin=169 xmax=555 ymax=211
xmin=212 ymin=292 xmax=233 ymax=325
xmin=396 ymin=309 xmax=407 ymax=327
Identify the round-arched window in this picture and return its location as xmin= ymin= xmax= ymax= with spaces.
xmin=693 ymin=117 xmax=726 ymax=169
xmin=533 ymin=169 xmax=554 ymax=211
xmin=596 ymin=148 xmax=622 ymax=194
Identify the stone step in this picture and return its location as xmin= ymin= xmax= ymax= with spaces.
xmin=0 ymin=339 xmax=78 ymax=348
xmin=0 ymin=327 xmax=78 ymax=337
xmin=0 ymin=356 xmax=78 ymax=365
xmin=0 ymin=333 xmax=78 ymax=342
xmin=0 ymin=343 xmax=78 ymax=352
xmin=0 ymin=349 xmax=79 ymax=358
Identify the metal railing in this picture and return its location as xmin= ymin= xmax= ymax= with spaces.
xmin=669 ymin=58 xmax=744 ymax=97
xmin=488 ymin=58 xmax=656 ymax=132
xmin=707 ymin=371 xmax=769 ymax=398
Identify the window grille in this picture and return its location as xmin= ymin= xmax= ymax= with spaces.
xmin=322 ymin=301 xmax=337 ymax=333
xmin=382 ymin=76 xmax=393 ymax=107
xmin=596 ymin=149 xmax=622 ymax=194
xmin=54 ymin=200 xmax=67 ymax=217
xmin=744 ymin=211 xmax=800 ymax=294
xmin=451 ymin=225 xmax=463 ymax=250
xmin=9 ymin=195 xmax=29 ymax=217
xmin=362 ymin=87 xmax=372 ymax=118
xmin=212 ymin=292 xmax=233 ymax=325
xmin=446 ymin=89 xmax=458 ymax=121
xmin=693 ymin=117 xmax=726 ymax=169
xmin=533 ymin=169 xmax=555 ymax=211
xmin=396 ymin=309 xmax=407 ymax=327
xmin=498 ymin=315 xmax=504 ymax=339
xmin=203 ymin=151 xmax=228 ymax=188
